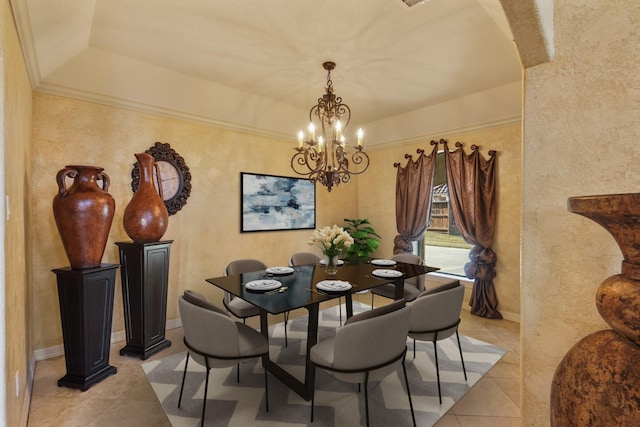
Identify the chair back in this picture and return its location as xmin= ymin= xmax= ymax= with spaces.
xmin=392 ymin=253 xmax=425 ymax=290
xmin=179 ymin=295 xmax=242 ymax=368
xmin=223 ymin=259 xmax=267 ymax=305
xmin=409 ymin=284 xmax=464 ymax=341
xmin=225 ymin=258 xmax=267 ymax=276
xmin=289 ymin=252 xmax=321 ymax=266
xmin=333 ymin=300 xmax=410 ymax=380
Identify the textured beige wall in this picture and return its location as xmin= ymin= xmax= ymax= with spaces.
xmin=31 ymin=92 xmax=357 ymax=350
xmin=361 ymin=124 xmax=522 ymax=318
xmin=521 ymin=1 xmax=640 ymax=425
xmin=2 ymin=0 xmax=33 ymax=425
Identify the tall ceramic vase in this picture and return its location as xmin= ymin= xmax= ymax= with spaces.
xmin=551 ymin=193 xmax=640 ymax=426
xmin=123 ymin=153 xmax=169 ymax=243
xmin=53 ymin=165 xmax=115 ymax=269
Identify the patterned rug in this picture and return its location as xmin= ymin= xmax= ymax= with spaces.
xmin=143 ymin=302 xmax=506 ymax=426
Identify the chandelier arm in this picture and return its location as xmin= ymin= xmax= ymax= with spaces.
xmin=345 ymin=150 xmax=370 ymax=175
xmin=291 ymin=147 xmax=324 ymax=177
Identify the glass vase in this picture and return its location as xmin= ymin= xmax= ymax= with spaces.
xmin=324 ymin=253 xmax=340 ymax=275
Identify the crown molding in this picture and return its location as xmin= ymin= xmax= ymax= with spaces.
xmin=9 ymin=0 xmax=42 ymax=88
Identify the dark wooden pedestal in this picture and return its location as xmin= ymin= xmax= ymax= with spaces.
xmin=52 ymin=264 xmax=119 ymax=391
xmin=116 ymin=241 xmax=173 ymax=360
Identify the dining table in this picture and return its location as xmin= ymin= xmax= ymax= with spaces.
xmin=205 ymin=260 xmax=437 ymax=401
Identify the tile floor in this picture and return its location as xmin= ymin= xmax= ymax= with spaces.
xmin=27 ymin=294 xmax=521 ymax=426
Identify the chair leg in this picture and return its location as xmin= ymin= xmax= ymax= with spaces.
xmin=178 ymin=353 xmax=190 ymax=408
xmin=264 ymin=366 xmax=269 ymax=412
xmin=371 ymin=293 xmax=374 ymax=309
xmin=339 ymin=297 xmax=343 ymax=326
xmin=310 ymin=368 xmax=317 ymax=422
xmin=284 ymin=311 xmax=289 ymax=347
xmin=202 ymin=360 xmax=211 ymax=426
xmin=402 ymin=359 xmax=417 ymax=427
xmin=237 ymin=363 xmax=240 ymax=383
xmin=456 ymin=331 xmax=467 ymax=381
xmin=433 ymin=341 xmax=442 ymax=404
xmin=364 ymin=371 xmax=370 ymax=427
xmin=413 ymin=338 xmax=416 ymax=359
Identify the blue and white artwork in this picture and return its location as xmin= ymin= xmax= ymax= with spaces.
xmin=241 ymin=173 xmax=316 ymax=232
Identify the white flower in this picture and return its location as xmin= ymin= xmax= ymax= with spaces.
xmin=308 ymin=224 xmax=354 ymax=256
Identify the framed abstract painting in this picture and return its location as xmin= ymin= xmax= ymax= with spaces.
xmin=241 ymin=172 xmax=316 ymax=232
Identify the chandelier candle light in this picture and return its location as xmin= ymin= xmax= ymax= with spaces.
xmin=291 ymin=61 xmax=370 ymax=192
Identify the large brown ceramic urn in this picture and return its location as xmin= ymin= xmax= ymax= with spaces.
xmin=53 ymin=165 xmax=115 ymax=269
xmin=551 ymin=193 xmax=640 ymax=426
xmin=123 ymin=153 xmax=169 ymax=243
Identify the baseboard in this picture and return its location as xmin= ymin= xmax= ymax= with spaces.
xmin=33 ymin=318 xmax=184 ymax=361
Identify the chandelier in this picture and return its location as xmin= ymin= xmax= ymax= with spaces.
xmin=291 ymin=61 xmax=370 ymax=192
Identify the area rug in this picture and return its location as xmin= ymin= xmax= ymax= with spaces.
xmin=143 ymin=302 xmax=506 ymax=426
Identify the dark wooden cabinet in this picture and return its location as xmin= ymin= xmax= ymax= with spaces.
xmin=53 ymin=264 xmax=119 ymax=391
xmin=116 ymin=241 xmax=172 ymax=359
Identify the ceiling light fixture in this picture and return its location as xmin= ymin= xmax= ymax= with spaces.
xmin=291 ymin=61 xmax=369 ymax=192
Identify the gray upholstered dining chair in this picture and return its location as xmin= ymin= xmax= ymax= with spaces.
xmin=289 ymin=252 xmax=321 ymax=266
xmin=223 ymin=258 xmax=267 ymax=321
xmin=289 ymin=251 xmax=346 ymax=326
xmin=408 ymin=283 xmax=467 ymax=404
xmin=178 ymin=290 xmax=269 ymax=426
xmin=310 ymin=299 xmax=416 ymax=427
xmin=370 ymin=253 xmax=425 ymax=307
xmin=225 ymin=258 xmax=290 ymax=345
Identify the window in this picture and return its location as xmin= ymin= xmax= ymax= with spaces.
xmin=419 ymin=151 xmax=472 ymax=277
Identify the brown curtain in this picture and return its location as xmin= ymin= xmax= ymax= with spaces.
xmin=441 ymin=140 xmax=502 ymax=319
xmin=393 ymin=141 xmax=438 ymax=254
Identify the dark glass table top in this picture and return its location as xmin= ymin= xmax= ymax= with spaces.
xmin=205 ymin=261 xmax=437 ymax=315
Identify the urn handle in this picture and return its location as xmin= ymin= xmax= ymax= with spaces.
xmin=55 ymin=167 xmax=77 ymax=197
xmin=98 ymin=172 xmax=111 ymax=192
xmin=154 ymin=161 xmax=164 ymax=200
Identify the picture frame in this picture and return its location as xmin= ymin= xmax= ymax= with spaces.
xmin=241 ymin=172 xmax=316 ymax=232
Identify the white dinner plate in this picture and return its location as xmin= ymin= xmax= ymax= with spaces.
xmin=265 ymin=266 xmax=294 ymax=275
xmin=245 ymin=279 xmax=282 ymax=292
xmin=371 ymin=259 xmax=397 ymax=266
xmin=316 ymin=280 xmax=352 ymax=292
xmin=318 ymin=259 xmax=345 ymax=266
xmin=372 ymin=269 xmax=404 ymax=278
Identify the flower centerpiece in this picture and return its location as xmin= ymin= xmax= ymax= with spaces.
xmin=308 ymin=225 xmax=354 ymax=274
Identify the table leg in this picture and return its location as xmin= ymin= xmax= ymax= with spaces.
xmin=260 ymin=304 xmax=319 ymax=401
xmin=345 ymin=293 xmax=354 ymax=319
xmin=394 ymin=278 xmax=404 ymax=300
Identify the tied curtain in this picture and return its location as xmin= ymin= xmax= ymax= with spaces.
xmin=393 ymin=142 xmax=438 ymax=254
xmin=442 ymin=140 xmax=501 ymax=319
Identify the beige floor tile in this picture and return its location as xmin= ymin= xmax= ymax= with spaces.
xmin=433 ymin=414 xmax=463 ymax=427
xmin=85 ymin=364 xmax=158 ymax=402
xmin=487 ymin=351 xmax=520 ymax=379
xmin=450 ymin=377 xmax=521 ymax=417
xmin=27 ymin=396 xmax=114 ymax=427
xmin=456 ymin=415 xmax=521 ymax=427
xmin=493 ymin=377 xmax=521 ymax=408
xmin=86 ymin=399 xmax=172 ymax=427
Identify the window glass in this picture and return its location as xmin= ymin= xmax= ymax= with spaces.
xmin=419 ymin=151 xmax=472 ymax=277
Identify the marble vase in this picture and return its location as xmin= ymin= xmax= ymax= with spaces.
xmin=550 ymin=193 xmax=640 ymax=426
